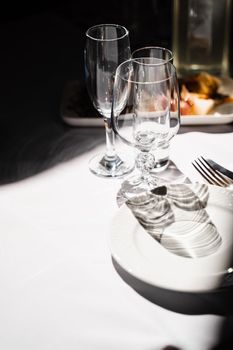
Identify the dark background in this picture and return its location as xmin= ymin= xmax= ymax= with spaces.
xmin=0 ymin=0 xmax=232 ymax=184
xmin=0 ymin=1 xmax=173 ymax=48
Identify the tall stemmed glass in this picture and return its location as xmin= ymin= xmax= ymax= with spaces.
xmin=84 ymin=24 xmax=134 ymax=177
xmin=132 ymin=46 xmax=173 ymax=63
xmin=111 ymin=58 xmax=180 ymax=200
xmin=132 ymin=46 xmax=174 ymax=173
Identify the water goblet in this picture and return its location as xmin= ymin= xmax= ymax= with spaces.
xmin=84 ymin=24 xmax=135 ymax=177
xmin=132 ymin=46 xmax=173 ymax=63
xmin=111 ymin=58 xmax=180 ymax=201
xmin=132 ymin=46 xmax=174 ymax=172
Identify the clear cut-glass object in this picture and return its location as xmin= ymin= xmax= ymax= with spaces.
xmin=132 ymin=46 xmax=174 ymax=173
xmin=111 ymin=58 xmax=180 ymax=203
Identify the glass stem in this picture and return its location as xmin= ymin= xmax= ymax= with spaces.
xmin=104 ymin=118 xmax=117 ymax=161
xmin=136 ymin=151 xmax=155 ymax=183
xmin=99 ymin=118 xmax=123 ymax=172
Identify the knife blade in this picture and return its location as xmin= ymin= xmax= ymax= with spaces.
xmin=206 ymin=159 xmax=233 ymax=180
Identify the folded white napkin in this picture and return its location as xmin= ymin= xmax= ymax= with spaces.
xmin=169 ymin=131 xmax=233 ymax=182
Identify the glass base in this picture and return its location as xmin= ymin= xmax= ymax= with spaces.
xmin=152 ymin=161 xmax=191 ymax=185
xmin=88 ymin=152 xmax=135 ymax=178
xmin=151 ymin=158 xmax=170 ymax=173
xmin=151 ymin=141 xmax=170 ymax=173
xmin=116 ymin=161 xmax=191 ymax=207
xmin=116 ymin=173 xmax=157 ymax=207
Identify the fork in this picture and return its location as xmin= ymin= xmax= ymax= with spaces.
xmin=192 ymin=157 xmax=233 ymax=187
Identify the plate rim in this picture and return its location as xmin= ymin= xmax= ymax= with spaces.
xmin=110 ymin=184 xmax=233 ymax=292
xmin=181 ymin=113 xmax=233 ymax=125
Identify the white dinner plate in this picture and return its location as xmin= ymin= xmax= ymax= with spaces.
xmin=180 ymin=75 xmax=233 ymax=125
xmin=181 ymin=113 xmax=233 ymax=125
xmin=110 ymin=184 xmax=233 ymax=292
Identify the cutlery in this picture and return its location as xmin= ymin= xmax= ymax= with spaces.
xmin=192 ymin=157 xmax=233 ymax=187
xmin=206 ymin=158 xmax=233 ymax=180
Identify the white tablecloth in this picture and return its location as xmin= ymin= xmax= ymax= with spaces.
xmin=0 ymin=132 xmax=233 ymax=350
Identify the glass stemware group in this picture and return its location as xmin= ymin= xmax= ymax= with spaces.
xmin=84 ymin=23 xmax=180 ymax=200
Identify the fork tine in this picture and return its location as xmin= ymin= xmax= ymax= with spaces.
xmin=200 ymin=157 xmax=233 ymax=185
xmin=192 ymin=157 xmax=231 ymax=187
xmin=192 ymin=160 xmax=218 ymax=185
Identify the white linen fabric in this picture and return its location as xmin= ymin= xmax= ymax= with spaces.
xmin=0 ymin=132 xmax=233 ymax=350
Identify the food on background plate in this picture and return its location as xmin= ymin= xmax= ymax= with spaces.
xmin=179 ymin=72 xmax=233 ymax=116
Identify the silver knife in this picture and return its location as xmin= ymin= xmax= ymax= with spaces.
xmin=206 ymin=159 xmax=233 ymax=180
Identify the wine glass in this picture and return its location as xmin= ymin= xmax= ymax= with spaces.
xmin=132 ymin=46 xmax=173 ymax=63
xmin=84 ymin=24 xmax=135 ymax=177
xmin=111 ymin=58 xmax=180 ymax=201
xmin=132 ymin=46 xmax=174 ymax=173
